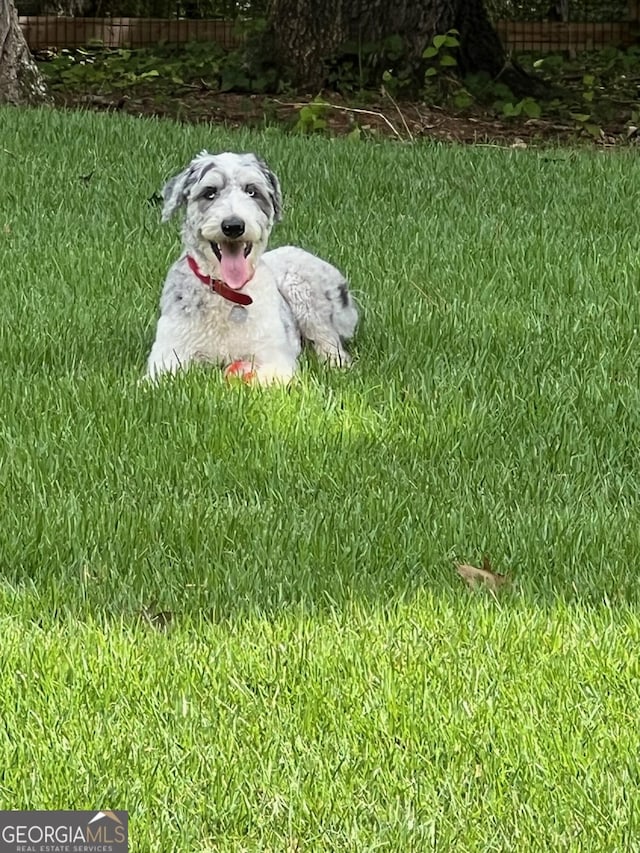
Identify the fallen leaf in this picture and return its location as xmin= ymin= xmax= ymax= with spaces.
xmin=140 ymin=605 xmax=174 ymax=631
xmin=456 ymin=555 xmax=509 ymax=592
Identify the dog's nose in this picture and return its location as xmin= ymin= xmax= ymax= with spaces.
xmin=221 ymin=216 xmax=245 ymax=239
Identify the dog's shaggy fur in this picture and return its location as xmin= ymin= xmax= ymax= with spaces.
xmin=146 ymin=151 xmax=358 ymax=383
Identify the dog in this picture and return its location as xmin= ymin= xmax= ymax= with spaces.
xmin=146 ymin=151 xmax=358 ymax=383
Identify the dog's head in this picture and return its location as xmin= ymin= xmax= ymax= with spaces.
xmin=161 ymin=151 xmax=283 ymax=291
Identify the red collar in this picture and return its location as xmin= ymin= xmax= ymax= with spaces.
xmin=186 ymin=255 xmax=253 ymax=306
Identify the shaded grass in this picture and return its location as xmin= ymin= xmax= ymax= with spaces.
xmin=1 ymin=107 xmax=640 ymax=849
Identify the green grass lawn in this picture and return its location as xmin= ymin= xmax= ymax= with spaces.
xmin=1 ymin=106 xmax=640 ymax=851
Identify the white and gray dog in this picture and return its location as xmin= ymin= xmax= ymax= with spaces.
xmin=146 ymin=151 xmax=358 ymax=383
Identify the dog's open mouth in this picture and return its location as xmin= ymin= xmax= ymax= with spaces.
xmin=211 ymin=241 xmax=253 ymax=290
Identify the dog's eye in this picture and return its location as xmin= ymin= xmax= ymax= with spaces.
xmin=201 ymin=187 xmax=217 ymax=200
xmin=244 ymin=184 xmax=256 ymax=197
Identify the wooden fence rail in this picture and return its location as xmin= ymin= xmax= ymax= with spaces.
xmin=19 ymin=16 xmax=240 ymax=49
xmin=18 ymin=16 xmax=639 ymax=53
xmin=496 ymin=19 xmax=637 ymax=51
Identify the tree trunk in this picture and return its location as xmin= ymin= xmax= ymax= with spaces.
xmin=266 ymin=0 xmax=541 ymax=96
xmin=0 ymin=0 xmax=50 ymax=106
xmin=264 ymin=0 xmax=345 ymax=91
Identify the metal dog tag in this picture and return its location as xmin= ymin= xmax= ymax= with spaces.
xmin=229 ymin=306 xmax=248 ymax=324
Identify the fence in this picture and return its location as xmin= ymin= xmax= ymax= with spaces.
xmin=19 ymin=16 xmax=239 ymax=49
xmin=496 ymin=19 xmax=638 ymax=51
xmin=17 ymin=2 xmax=640 ymax=53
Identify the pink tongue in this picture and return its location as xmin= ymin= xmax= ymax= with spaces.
xmin=219 ymin=243 xmax=252 ymax=290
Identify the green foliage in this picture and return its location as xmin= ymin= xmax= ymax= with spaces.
xmin=449 ymin=70 xmax=542 ymax=121
xmin=464 ymin=71 xmax=513 ymax=102
xmin=568 ymin=71 xmax=602 ymax=137
xmin=325 ymin=33 xmax=412 ymax=96
xmin=380 ymin=66 xmax=413 ymax=97
xmin=39 ymin=40 xmax=285 ymax=95
xmin=501 ymin=96 xmax=542 ymax=118
xmin=293 ymin=98 xmax=328 ymax=134
xmin=40 ymin=43 xmax=222 ymax=91
xmin=422 ymin=29 xmax=460 ymax=88
xmin=36 ymin=39 xmax=640 ymax=144
xmin=522 ymin=48 xmax=639 ymax=138
xmin=459 ymin=46 xmax=640 ymax=137
xmin=453 ymin=90 xmax=474 ymax=109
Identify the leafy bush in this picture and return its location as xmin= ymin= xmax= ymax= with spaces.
xmin=486 ymin=0 xmax=628 ymax=23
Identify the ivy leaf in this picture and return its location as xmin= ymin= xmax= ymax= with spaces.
xmin=454 ymin=91 xmax=473 ymax=108
xmin=521 ymin=98 xmax=541 ymax=118
xmin=502 ymin=102 xmax=521 ymax=117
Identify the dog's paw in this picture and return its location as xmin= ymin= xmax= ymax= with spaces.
xmin=324 ymin=350 xmax=352 ymax=368
xmin=253 ymin=364 xmax=296 ymax=385
xmin=314 ymin=344 xmax=352 ymax=368
xmin=224 ymin=360 xmax=256 ymax=383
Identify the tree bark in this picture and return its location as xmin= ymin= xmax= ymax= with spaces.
xmin=265 ymin=0 xmax=345 ymax=91
xmin=0 ymin=0 xmax=50 ymax=106
xmin=266 ymin=0 xmax=541 ymax=96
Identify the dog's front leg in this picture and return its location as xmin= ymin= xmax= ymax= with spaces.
xmin=253 ymin=356 xmax=297 ymax=386
xmin=146 ymin=317 xmax=193 ymax=380
xmin=146 ymin=349 xmax=191 ymax=380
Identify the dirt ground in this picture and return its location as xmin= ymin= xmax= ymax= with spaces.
xmin=51 ymin=87 xmax=634 ymax=147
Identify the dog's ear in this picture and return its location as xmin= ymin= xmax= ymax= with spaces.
xmin=161 ymin=152 xmax=213 ymax=222
xmin=161 ymin=166 xmax=193 ymax=222
xmin=257 ymin=157 xmax=283 ymax=223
